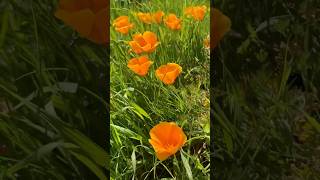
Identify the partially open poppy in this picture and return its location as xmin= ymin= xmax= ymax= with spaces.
xmin=149 ymin=122 xmax=187 ymax=161
xmin=212 ymin=8 xmax=231 ymax=49
xmin=113 ymin=16 xmax=134 ymax=35
xmin=155 ymin=63 xmax=182 ymax=85
xmin=128 ymin=31 xmax=159 ymax=54
xmin=127 ymin=56 xmax=153 ymax=76
xmin=137 ymin=11 xmax=165 ymax=24
xmin=185 ymin=6 xmax=207 ymax=21
xmin=164 ymin=14 xmax=182 ymax=30
xmin=137 ymin=12 xmax=153 ymax=24
xmin=55 ymin=0 xmax=108 ymax=44
xmin=153 ymin=11 xmax=165 ymax=24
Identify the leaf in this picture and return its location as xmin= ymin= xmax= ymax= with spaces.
xmin=44 ymin=100 xmax=57 ymax=117
xmin=6 ymin=141 xmax=64 ymax=175
xmin=180 ymin=151 xmax=193 ymax=180
xmin=131 ymin=148 xmax=136 ymax=179
xmin=130 ymin=102 xmax=151 ymax=120
xmin=70 ymin=151 xmax=107 ymax=180
xmin=304 ymin=112 xmax=320 ymax=133
xmin=60 ymin=126 xmax=109 ymax=169
xmin=111 ymin=124 xmax=142 ymax=141
xmin=223 ymin=129 xmax=234 ymax=157
xmin=57 ymin=82 xmax=78 ymax=93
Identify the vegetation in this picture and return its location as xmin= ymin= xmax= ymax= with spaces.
xmin=0 ymin=0 xmax=108 ymax=179
xmin=110 ymin=0 xmax=210 ymax=179
xmin=213 ymin=0 xmax=320 ymax=179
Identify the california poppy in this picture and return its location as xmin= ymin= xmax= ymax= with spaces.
xmin=113 ymin=16 xmax=134 ymax=35
xmin=128 ymin=31 xmax=159 ymax=54
xmin=127 ymin=56 xmax=153 ymax=76
xmin=137 ymin=12 xmax=153 ymax=24
xmin=55 ymin=0 xmax=108 ymax=44
xmin=212 ymin=8 xmax=231 ymax=49
xmin=153 ymin=11 xmax=165 ymax=24
xmin=155 ymin=63 xmax=182 ymax=85
xmin=149 ymin=122 xmax=187 ymax=161
xmin=137 ymin=11 xmax=165 ymax=24
xmin=164 ymin=14 xmax=182 ymax=30
xmin=185 ymin=6 xmax=207 ymax=21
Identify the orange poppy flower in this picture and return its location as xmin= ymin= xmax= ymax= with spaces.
xmin=185 ymin=6 xmax=207 ymax=21
xmin=164 ymin=14 xmax=182 ymax=30
xmin=149 ymin=122 xmax=187 ymax=161
xmin=128 ymin=31 xmax=159 ymax=54
xmin=55 ymin=0 xmax=108 ymax=44
xmin=212 ymin=8 xmax=231 ymax=49
xmin=137 ymin=11 xmax=165 ymax=24
xmin=113 ymin=16 xmax=134 ymax=35
xmin=155 ymin=63 xmax=182 ymax=85
xmin=137 ymin=12 xmax=153 ymax=24
xmin=153 ymin=11 xmax=165 ymax=24
xmin=127 ymin=56 xmax=153 ymax=76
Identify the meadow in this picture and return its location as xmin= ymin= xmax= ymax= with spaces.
xmin=213 ymin=0 xmax=320 ymax=179
xmin=0 ymin=0 xmax=108 ymax=179
xmin=0 ymin=0 xmax=319 ymax=180
xmin=110 ymin=0 xmax=210 ymax=179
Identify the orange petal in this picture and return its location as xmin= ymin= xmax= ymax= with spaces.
xmin=149 ymin=122 xmax=187 ymax=161
xmin=212 ymin=8 xmax=231 ymax=48
xmin=55 ymin=9 xmax=95 ymax=37
xmin=88 ymin=8 xmax=108 ymax=44
xmin=92 ymin=0 xmax=108 ymax=12
xmin=143 ymin=31 xmax=157 ymax=46
xmin=57 ymin=0 xmax=91 ymax=12
xmin=129 ymin=41 xmax=143 ymax=54
xmin=153 ymin=11 xmax=164 ymax=23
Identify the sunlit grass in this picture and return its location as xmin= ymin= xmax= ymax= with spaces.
xmin=110 ymin=0 xmax=210 ymax=179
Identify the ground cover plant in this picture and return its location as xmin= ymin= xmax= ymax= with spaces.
xmin=0 ymin=0 xmax=108 ymax=179
xmin=110 ymin=0 xmax=210 ymax=179
xmin=213 ymin=0 xmax=320 ymax=179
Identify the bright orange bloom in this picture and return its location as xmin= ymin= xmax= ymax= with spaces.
xmin=137 ymin=12 xmax=153 ymax=24
xmin=212 ymin=8 xmax=231 ymax=49
xmin=149 ymin=122 xmax=187 ymax=161
xmin=185 ymin=6 xmax=207 ymax=21
xmin=55 ymin=0 xmax=108 ymax=44
xmin=153 ymin=11 xmax=165 ymax=24
xmin=113 ymin=16 xmax=134 ymax=35
xmin=127 ymin=56 xmax=153 ymax=76
xmin=128 ymin=31 xmax=159 ymax=54
xmin=164 ymin=14 xmax=182 ymax=30
xmin=155 ymin=63 xmax=182 ymax=85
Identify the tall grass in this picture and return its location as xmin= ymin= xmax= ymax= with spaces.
xmin=0 ymin=0 xmax=108 ymax=179
xmin=110 ymin=0 xmax=210 ymax=179
xmin=213 ymin=0 xmax=320 ymax=179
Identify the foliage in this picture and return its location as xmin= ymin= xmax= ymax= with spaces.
xmin=110 ymin=0 xmax=210 ymax=179
xmin=0 ymin=0 xmax=108 ymax=179
xmin=213 ymin=0 xmax=320 ymax=179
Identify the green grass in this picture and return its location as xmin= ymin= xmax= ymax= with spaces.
xmin=213 ymin=0 xmax=320 ymax=179
xmin=0 ymin=0 xmax=108 ymax=179
xmin=110 ymin=0 xmax=210 ymax=179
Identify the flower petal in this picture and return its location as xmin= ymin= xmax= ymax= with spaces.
xmin=55 ymin=9 xmax=95 ymax=37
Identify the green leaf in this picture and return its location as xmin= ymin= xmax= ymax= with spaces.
xmin=130 ymin=102 xmax=151 ymax=120
xmin=180 ymin=151 xmax=193 ymax=180
xmin=70 ymin=151 xmax=107 ymax=180
xmin=60 ymin=126 xmax=109 ymax=169
xmin=131 ymin=148 xmax=136 ymax=179
xmin=304 ymin=112 xmax=320 ymax=133
xmin=111 ymin=124 xmax=142 ymax=141
xmin=57 ymin=82 xmax=78 ymax=93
